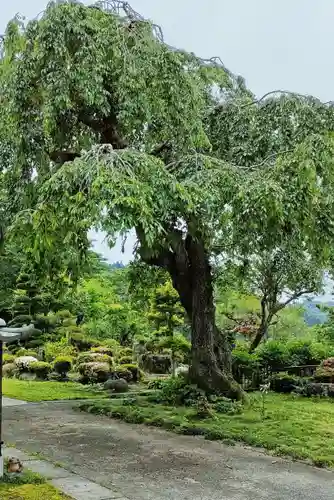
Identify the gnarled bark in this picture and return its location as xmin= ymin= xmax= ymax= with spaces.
xmin=139 ymin=231 xmax=243 ymax=400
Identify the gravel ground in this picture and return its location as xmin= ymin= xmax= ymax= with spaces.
xmin=3 ymin=400 xmax=334 ymax=500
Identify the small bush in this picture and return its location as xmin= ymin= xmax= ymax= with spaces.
xmin=3 ymin=354 xmax=15 ymax=365
xmin=119 ymin=356 xmax=133 ymax=365
xmin=322 ymin=357 xmax=334 ymax=369
xmin=3 ymin=363 xmax=18 ymax=378
xmin=257 ymin=340 xmax=289 ymax=370
xmin=271 ymin=372 xmax=304 ymax=393
xmin=111 ymin=365 xmax=133 ymax=383
xmin=147 ymin=379 xmax=165 ymax=390
xmin=28 ymin=361 xmax=51 ymax=380
xmin=70 ymin=333 xmax=99 ymax=351
xmin=314 ymin=367 xmax=334 ymax=383
xmin=78 ymin=362 xmax=110 ymax=383
xmin=53 ymin=356 xmax=72 ymax=377
xmin=149 ymin=376 xmax=206 ymax=407
xmin=232 ymin=347 xmax=261 ymax=386
xmin=77 ymin=352 xmax=112 ymax=365
xmin=44 ymin=339 xmax=76 ymax=362
xmin=295 ymin=382 xmax=332 ymax=397
xmin=121 ymin=363 xmax=142 ymax=382
xmin=15 ymin=349 xmax=38 ymax=358
xmin=212 ymin=397 xmax=243 ymax=415
xmin=91 ymin=346 xmax=114 ymax=357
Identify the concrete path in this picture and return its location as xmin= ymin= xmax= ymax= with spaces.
xmin=3 ymin=400 xmax=334 ymax=500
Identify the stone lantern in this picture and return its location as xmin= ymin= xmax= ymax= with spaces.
xmin=0 ymin=318 xmax=36 ymax=476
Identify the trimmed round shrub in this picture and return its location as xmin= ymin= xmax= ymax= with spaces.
xmin=78 ymin=362 xmax=111 ymax=383
xmin=77 ymin=352 xmax=112 ymax=365
xmin=91 ymin=346 xmax=114 ymax=357
xmin=314 ymin=367 xmax=334 ymax=383
xmin=141 ymin=354 xmax=171 ymax=374
xmin=271 ymin=372 xmax=304 ymax=393
xmin=7 ymin=315 xmax=32 ymax=327
xmin=53 ymin=356 xmax=72 ymax=377
xmin=70 ymin=333 xmax=99 ymax=351
xmin=3 ymin=353 xmax=15 ymax=365
xmin=29 ymin=361 xmax=52 ymax=380
xmin=16 ymin=349 xmax=38 ymax=358
xmin=322 ymin=357 xmax=334 ymax=369
xmin=104 ymin=378 xmax=129 ymax=393
xmin=3 ymin=363 xmax=18 ymax=378
xmin=119 ymin=356 xmax=133 ymax=365
xmin=121 ymin=363 xmax=142 ymax=382
xmin=111 ymin=365 xmax=133 ymax=383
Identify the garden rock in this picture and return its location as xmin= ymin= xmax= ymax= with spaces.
xmin=14 ymin=356 xmax=38 ymax=371
xmin=105 ymin=378 xmax=129 ymax=393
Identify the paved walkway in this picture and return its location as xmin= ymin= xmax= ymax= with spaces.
xmin=3 ymin=399 xmax=334 ymax=500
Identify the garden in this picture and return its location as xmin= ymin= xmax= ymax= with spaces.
xmin=1 ymin=0 xmax=334 ymax=479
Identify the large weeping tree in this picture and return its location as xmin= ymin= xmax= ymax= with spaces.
xmin=2 ymin=1 xmax=334 ymax=398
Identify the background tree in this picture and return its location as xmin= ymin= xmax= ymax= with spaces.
xmin=3 ymin=2 xmax=334 ymax=398
xmin=147 ymin=281 xmax=188 ymax=376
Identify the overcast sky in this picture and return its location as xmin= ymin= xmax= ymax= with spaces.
xmin=2 ymin=0 xmax=334 ymax=265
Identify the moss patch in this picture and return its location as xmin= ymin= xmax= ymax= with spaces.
xmin=79 ymin=392 xmax=334 ymax=468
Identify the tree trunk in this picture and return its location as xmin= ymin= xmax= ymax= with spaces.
xmin=138 ymin=231 xmax=243 ymax=399
xmin=186 ymin=237 xmax=243 ymax=399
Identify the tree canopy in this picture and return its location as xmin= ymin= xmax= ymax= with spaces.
xmin=2 ymin=1 xmax=334 ymax=397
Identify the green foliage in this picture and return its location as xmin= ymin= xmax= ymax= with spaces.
xmin=28 ymin=361 xmax=51 ymax=380
xmin=78 ymin=361 xmax=110 ymax=383
xmin=69 ymin=333 xmax=99 ymax=351
xmin=3 ymin=353 xmax=15 ymax=365
xmin=3 ymin=363 xmax=17 ymax=378
xmin=111 ymin=365 xmax=133 ymax=383
xmin=44 ymin=339 xmax=76 ymax=362
xmin=53 ymin=356 xmax=72 ymax=376
xmin=76 ymin=352 xmax=112 ymax=365
xmin=121 ymin=363 xmax=142 ymax=382
xmin=141 ymin=353 xmax=171 ymax=374
xmin=119 ymin=356 xmax=133 ymax=365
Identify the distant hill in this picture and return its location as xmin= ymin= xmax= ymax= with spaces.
xmin=110 ymin=261 xmax=125 ymax=269
xmin=302 ymin=300 xmax=331 ymax=326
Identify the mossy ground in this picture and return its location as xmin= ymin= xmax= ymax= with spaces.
xmin=80 ymin=392 xmax=334 ymax=468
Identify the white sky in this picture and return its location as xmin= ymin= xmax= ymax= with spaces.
xmin=2 ymin=0 xmax=334 ymax=265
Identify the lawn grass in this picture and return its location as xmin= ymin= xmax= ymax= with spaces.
xmin=0 ymin=469 xmax=72 ymax=499
xmin=3 ymin=378 xmax=106 ymax=402
xmin=79 ymin=392 xmax=334 ymax=467
xmin=0 ymin=483 xmax=72 ymax=499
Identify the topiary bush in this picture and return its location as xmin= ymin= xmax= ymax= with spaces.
xmin=110 ymin=365 xmax=133 ymax=383
xmin=53 ymin=356 xmax=72 ymax=378
xmin=212 ymin=397 xmax=243 ymax=415
xmin=29 ymin=361 xmax=52 ymax=380
xmin=70 ymin=333 xmax=99 ymax=351
xmin=91 ymin=346 xmax=114 ymax=357
xmin=15 ymin=349 xmax=38 ymax=358
xmin=78 ymin=361 xmax=110 ymax=383
xmin=3 ymin=363 xmax=18 ymax=378
xmin=3 ymin=353 xmax=15 ymax=365
xmin=44 ymin=339 xmax=76 ymax=362
xmin=313 ymin=367 xmax=334 ymax=383
xmin=76 ymin=352 xmax=112 ymax=365
xmin=121 ymin=363 xmax=142 ymax=382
